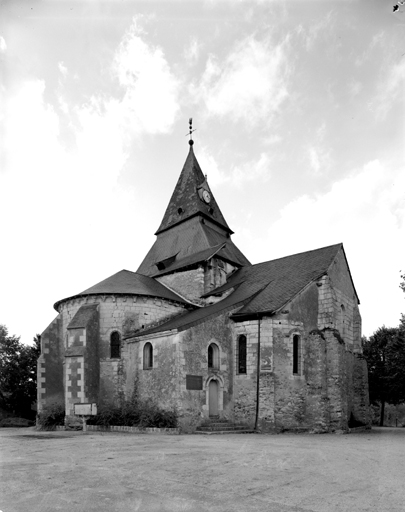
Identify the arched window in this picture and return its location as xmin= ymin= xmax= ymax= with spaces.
xmin=292 ymin=334 xmax=301 ymax=375
xmin=110 ymin=331 xmax=121 ymax=359
xmin=238 ymin=335 xmax=247 ymax=374
xmin=208 ymin=343 xmax=219 ymax=370
xmin=143 ymin=342 xmax=153 ymax=369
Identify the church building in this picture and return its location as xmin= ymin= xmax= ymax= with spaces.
xmin=37 ymin=135 xmax=369 ymax=433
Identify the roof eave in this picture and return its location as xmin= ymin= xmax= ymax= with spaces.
xmin=154 ymin=211 xmax=234 ymax=236
xmin=230 ymin=310 xmax=274 ymax=321
xmin=152 ymin=255 xmax=243 ymax=279
xmin=53 ymin=292 xmax=188 ymax=312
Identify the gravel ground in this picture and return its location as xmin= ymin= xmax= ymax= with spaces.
xmin=0 ymin=427 xmax=404 ymax=512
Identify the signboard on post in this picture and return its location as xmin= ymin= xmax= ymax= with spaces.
xmin=74 ymin=403 xmax=97 ymax=416
xmin=74 ymin=403 xmax=97 ymax=432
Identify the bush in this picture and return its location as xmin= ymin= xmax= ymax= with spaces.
xmin=0 ymin=417 xmax=35 ymax=428
xmin=37 ymin=398 xmax=65 ymax=429
xmin=87 ymin=399 xmax=177 ymax=428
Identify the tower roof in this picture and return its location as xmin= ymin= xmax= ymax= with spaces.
xmin=155 ymin=144 xmax=233 ymax=235
xmin=137 ymin=143 xmax=250 ymax=277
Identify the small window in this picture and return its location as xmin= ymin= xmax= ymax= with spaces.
xmin=208 ymin=343 xmax=219 ymax=370
xmin=293 ymin=334 xmax=301 ymax=375
xmin=110 ymin=331 xmax=121 ymax=358
xmin=143 ymin=342 xmax=153 ymax=369
xmin=340 ymin=304 xmax=346 ymax=339
xmin=238 ymin=335 xmax=247 ymax=374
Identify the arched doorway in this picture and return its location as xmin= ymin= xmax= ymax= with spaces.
xmin=209 ymin=380 xmax=219 ymax=416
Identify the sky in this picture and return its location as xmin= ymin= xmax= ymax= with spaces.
xmin=1 ymin=0 xmax=404 ymax=346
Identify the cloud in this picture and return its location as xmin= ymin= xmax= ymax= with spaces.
xmin=370 ymin=59 xmax=405 ymax=119
xmin=355 ymin=30 xmax=385 ymax=67
xmin=348 ymin=79 xmax=363 ymax=97
xmin=197 ymin=148 xmax=272 ymax=189
xmin=192 ymin=35 xmax=290 ymax=125
xmin=306 ymin=123 xmax=332 ymax=175
xmin=264 ymin=134 xmax=282 ymax=145
xmin=183 ymin=38 xmax=201 ymax=65
xmin=307 ymin=145 xmax=332 ymax=175
xmin=58 ymin=61 xmax=68 ymax=78
xmin=0 ymin=36 xmax=6 ymax=53
xmin=298 ymin=11 xmax=335 ymax=52
xmin=113 ymin=17 xmax=180 ymax=134
xmin=230 ymin=153 xmax=271 ymax=188
xmin=197 ymin=147 xmax=228 ymax=187
xmin=264 ymin=160 xmax=405 ymax=336
xmin=0 ymin=51 xmax=164 ymax=344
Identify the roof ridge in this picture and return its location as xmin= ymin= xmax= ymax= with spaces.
xmin=249 ymin=243 xmax=342 ymax=268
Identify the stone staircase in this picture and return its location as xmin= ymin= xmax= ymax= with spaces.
xmin=195 ymin=417 xmax=256 ymax=435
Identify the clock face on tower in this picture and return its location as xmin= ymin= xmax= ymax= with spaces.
xmin=202 ymin=190 xmax=211 ymax=203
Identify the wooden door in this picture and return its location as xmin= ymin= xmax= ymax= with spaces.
xmin=209 ymin=380 xmax=218 ymax=416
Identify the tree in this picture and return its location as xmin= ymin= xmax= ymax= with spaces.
xmin=363 ymin=326 xmax=405 ymax=426
xmin=0 ymin=325 xmax=41 ymax=418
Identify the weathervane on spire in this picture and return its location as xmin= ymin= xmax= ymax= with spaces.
xmin=186 ymin=118 xmax=196 ymax=146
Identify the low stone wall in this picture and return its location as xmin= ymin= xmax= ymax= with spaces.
xmin=87 ymin=425 xmax=180 ymax=434
xmin=50 ymin=425 xmax=180 ymax=434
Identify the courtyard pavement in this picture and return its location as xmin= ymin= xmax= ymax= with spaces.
xmin=0 ymin=427 xmax=404 ymax=512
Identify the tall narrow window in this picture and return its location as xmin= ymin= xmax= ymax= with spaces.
xmin=143 ymin=342 xmax=153 ymax=369
xmin=238 ymin=335 xmax=247 ymax=374
xmin=340 ymin=304 xmax=346 ymax=340
xmin=208 ymin=343 xmax=219 ymax=369
xmin=110 ymin=331 xmax=121 ymax=358
xmin=293 ymin=334 xmax=301 ymax=375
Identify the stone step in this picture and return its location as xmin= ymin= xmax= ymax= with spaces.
xmin=194 ymin=429 xmax=256 ymax=435
xmin=201 ymin=419 xmax=229 ymax=424
xmin=199 ymin=422 xmax=247 ymax=428
xmin=196 ymin=425 xmax=248 ymax=432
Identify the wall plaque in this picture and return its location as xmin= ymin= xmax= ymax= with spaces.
xmin=186 ymin=375 xmax=203 ymax=390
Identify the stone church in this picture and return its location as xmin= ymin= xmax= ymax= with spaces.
xmin=37 ymin=138 xmax=369 ymax=433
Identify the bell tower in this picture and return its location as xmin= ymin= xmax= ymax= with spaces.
xmin=136 ymin=122 xmax=250 ymax=304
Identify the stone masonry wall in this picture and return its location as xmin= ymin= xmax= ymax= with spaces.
xmin=233 ymin=319 xmax=261 ymax=429
xmin=237 ymin=272 xmax=366 ymax=433
xmin=125 ymin=332 xmax=180 ymax=409
xmin=324 ymin=249 xmax=362 ymax=351
xmin=37 ymin=315 xmax=64 ymax=412
xmin=157 ymin=268 xmax=205 ymax=305
xmin=52 ymin=295 xmax=185 ymax=408
xmin=125 ymin=308 xmax=235 ymax=433
xmin=177 ymin=313 xmax=234 ymax=432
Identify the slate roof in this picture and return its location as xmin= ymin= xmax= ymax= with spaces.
xmin=127 ymin=243 xmax=351 ymax=338
xmin=230 ymin=243 xmax=352 ymax=318
xmin=54 ymin=270 xmax=189 ymax=311
xmin=137 ymin=144 xmax=250 ymax=277
xmin=155 ymin=145 xmax=232 ymax=235
xmin=137 ymin=210 xmax=250 ymax=277
xmin=151 ymin=240 xmax=250 ymax=277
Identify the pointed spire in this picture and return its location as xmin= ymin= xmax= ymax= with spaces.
xmin=155 ymin=143 xmax=232 ymax=235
